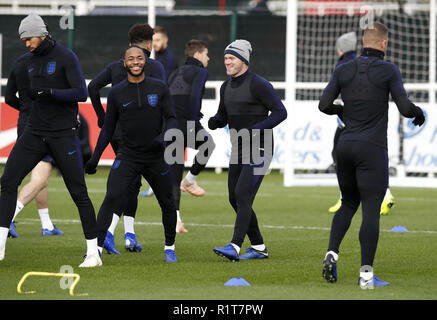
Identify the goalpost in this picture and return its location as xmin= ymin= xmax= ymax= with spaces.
xmin=284 ymin=0 xmax=437 ymax=187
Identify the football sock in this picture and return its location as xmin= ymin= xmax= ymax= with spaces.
xmin=360 ymin=265 xmax=373 ymax=280
xmin=0 ymin=227 xmax=8 ymax=249
xmin=185 ymin=171 xmax=197 ymax=183
xmin=86 ymin=238 xmax=99 ymax=257
xmin=124 ymin=216 xmax=135 ymax=234
xmin=385 ymin=188 xmax=392 ymax=197
xmin=252 ymin=244 xmax=266 ymax=251
xmin=165 ymin=245 xmax=175 ymax=251
xmin=12 ymin=201 xmax=24 ymax=221
xmin=230 ymin=243 xmax=240 ymax=255
xmin=325 ymin=250 xmax=338 ymax=261
xmin=107 ymin=214 xmax=119 ymax=235
xmin=38 ymin=208 xmax=54 ymax=230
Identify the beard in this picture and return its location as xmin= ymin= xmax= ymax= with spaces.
xmin=125 ymin=64 xmax=145 ymax=77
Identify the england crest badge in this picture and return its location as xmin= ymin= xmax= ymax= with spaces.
xmin=147 ymin=94 xmax=158 ymax=107
xmin=47 ymin=62 xmax=56 ymax=75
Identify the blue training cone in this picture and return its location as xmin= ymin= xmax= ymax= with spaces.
xmin=373 ymin=275 xmax=390 ymax=286
xmin=390 ymin=225 xmax=408 ymax=232
xmin=224 ymin=277 xmax=251 ymax=286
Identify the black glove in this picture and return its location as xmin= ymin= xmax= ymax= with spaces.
xmin=412 ymin=107 xmax=425 ymax=127
xmin=97 ymin=116 xmax=105 ymax=129
xmin=28 ymin=87 xmax=51 ymax=100
xmin=208 ymin=117 xmax=219 ymax=130
xmin=84 ymin=158 xmax=98 ymax=174
xmin=152 ymin=136 xmax=165 ymax=150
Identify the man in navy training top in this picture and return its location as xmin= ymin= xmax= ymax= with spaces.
xmin=5 ymin=23 xmax=63 ymax=238
xmin=85 ymin=46 xmax=178 ymax=263
xmin=88 ymin=23 xmax=166 ymax=255
xmin=139 ymin=25 xmax=179 ymax=199
xmin=0 ymin=13 xmax=100 ymax=267
xmin=208 ymin=40 xmax=287 ymax=261
xmin=328 ymin=32 xmax=395 ymax=216
xmin=153 ymin=26 xmax=178 ymax=82
xmin=167 ymin=39 xmax=216 ymax=233
xmin=319 ymin=22 xmax=425 ymax=289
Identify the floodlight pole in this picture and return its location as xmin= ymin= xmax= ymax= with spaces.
xmin=0 ymin=33 xmax=2 ymax=131
xmin=148 ymin=0 xmax=156 ymax=27
xmin=230 ymin=11 xmax=238 ymax=42
xmin=149 ymin=0 xmax=156 ymax=59
xmin=283 ymin=0 xmax=298 ymax=186
xmin=430 ymin=0 xmax=436 ymax=107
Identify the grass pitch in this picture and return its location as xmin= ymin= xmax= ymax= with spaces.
xmin=0 ymin=165 xmax=436 ymax=300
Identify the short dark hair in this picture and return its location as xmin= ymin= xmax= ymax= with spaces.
xmin=154 ymin=25 xmax=167 ymax=36
xmin=125 ymin=45 xmax=145 ymax=57
xmin=185 ymin=39 xmax=208 ymax=57
xmin=128 ymin=23 xmax=154 ymax=44
xmin=363 ymin=21 xmax=388 ymax=43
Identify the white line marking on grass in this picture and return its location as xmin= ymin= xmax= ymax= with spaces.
xmin=15 ymin=218 xmax=437 ymax=234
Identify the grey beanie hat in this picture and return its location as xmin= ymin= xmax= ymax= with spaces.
xmin=224 ymin=39 xmax=252 ymax=65
xmin=336 ymin=31 xmax=357 ymax=53
xmin=18 ymin=13 xmax=48 ymax=39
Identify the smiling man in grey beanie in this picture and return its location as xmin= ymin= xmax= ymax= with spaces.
xmin=209 ymin=39 xmax=287 ymax=262
xmin=224 ymin=39 xmax=252 ymax=66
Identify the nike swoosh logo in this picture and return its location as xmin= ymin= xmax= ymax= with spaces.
xmin=228 ymin=45 xmax=244 ymax=52
xmin=38 ymin=91 xmax=43 ymax=95
xmin=28 ymin=68 xmax=33 ymax=73
xmin=122 ymin=102 xmax=132 ymax=107
xmin=160 ymin=169 xmax=169 ymax=175
xmin=68 ymin=150 xmax=77 ymax=155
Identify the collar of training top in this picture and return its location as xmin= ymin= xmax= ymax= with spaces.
xmin=142 ymin=48 xmax=151 ymax=58
xmin=32 ymin=36 xmax=55 ymax=56
xmin=361 ymin=47 xmax=385 ymax=60
xmin=339 ymin=51 xmax=357 ymax=61
xmin=185 ymin=56 xmax=203 ymax=68
xmin=230 ymin=68 xmax=251 ymax=83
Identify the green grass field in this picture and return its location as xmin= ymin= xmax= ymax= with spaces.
xmin=0 ymin=165 xmax=436 ymax=300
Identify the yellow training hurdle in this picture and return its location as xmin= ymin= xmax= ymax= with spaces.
xmin=17 ymin=271 xmax=86 ymax=296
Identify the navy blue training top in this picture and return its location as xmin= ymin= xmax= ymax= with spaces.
xmin=88 ymin=49 xmax=166 ymax=127
xmin=335 ymin=51 xmax=357 ymax=69
xmin=208 ymin=69 xmax=287 ymax=161
xmin=5 ymin=52 xmax=33 ymax=131
xmin=167 ymin=56 xmax=208 ymax=121
xmin=156 ymin=47 xmax=178 ymax=82
xmin=319 ymin=48 xmax=423 ymax=149
xmin=92 ymin=77 xmax=176 ymax=163
xmin=209 ymin=69 xmax=287 ymax=131
xmin=26 ymin=37 xmax=87 ymax=136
